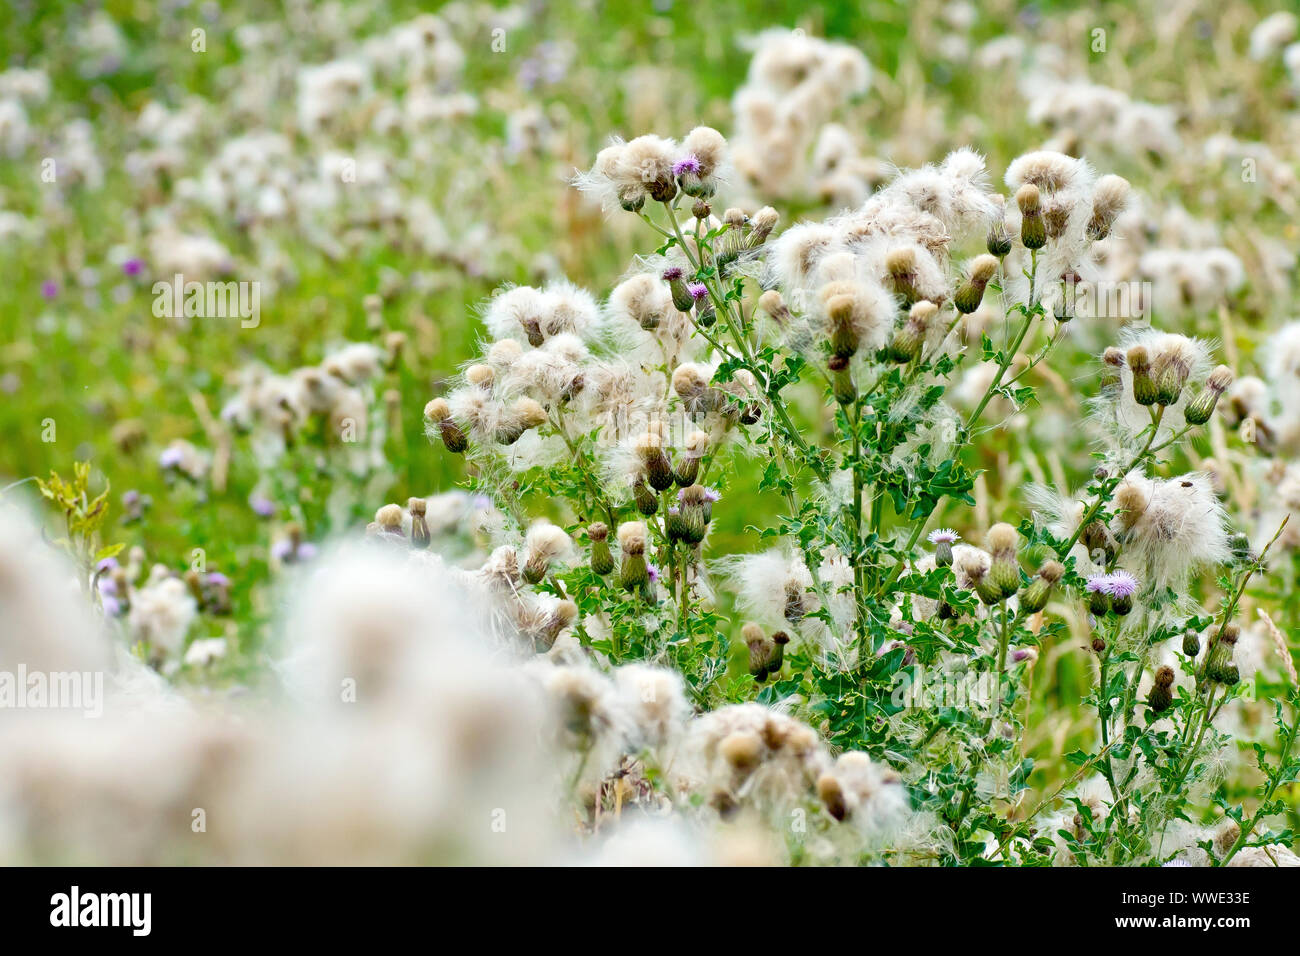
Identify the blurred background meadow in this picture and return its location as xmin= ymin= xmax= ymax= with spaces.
xmin=2 ymin=0 xmax=1298 ymax=810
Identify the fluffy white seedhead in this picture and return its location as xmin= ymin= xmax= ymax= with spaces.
xmin=612 ymin=663 xmax=690 ymax=752
xmin=679 ymin=702 xmax=829 ymax=817
xmin=1109 ymin=471 xmax=1231 ymax=589
xmin=872 ymin=147 xmax=998 ymax=242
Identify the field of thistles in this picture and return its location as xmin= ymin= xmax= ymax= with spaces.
xmin=2 ymin=0 xmax=1300 ymax=878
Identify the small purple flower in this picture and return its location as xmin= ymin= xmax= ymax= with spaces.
xmin=249 ymin=494 xmax=275 ymax=518
xmin=646 ymin=562 xmax=661 ymax=584
xmin=206 ymin=572 xmax=230 ymax=588
xmin=672 ymin=154 xmax=702 ymax=177
xmin=101 ymin=595 xmax=122 ymax=617
xmin=122 ymin=489 xmax=140 ymax=507
xmin=98 ymin=576 xmax=118 ymax=596
xmin=1103 ymin=571 xmax=1139 ymax=599
xmin=927 ymin=528 xmax=960 ymax=545
xmin=271 ymin=539 xmax=293 ymax=562
xmin=662 ymin=266 xmax=684 ymax=282
xmin=158 ymin=446 xmax=184 ymax=469
xmin=122 ymin=257 xmax=144 ymax=277
xmin=96 ymin=555 xmax=119 ymax=574
xmin=1084 ymin=575 xmax=1109 ymax=593
xmin=296 ymin=542 xmax=318 ymax=562
xmin=686 ymin=282 xmax=708 ymax=302
xmin=41 ymin=280 xmax=59 ymax=300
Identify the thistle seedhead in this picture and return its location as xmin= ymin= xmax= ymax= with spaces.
xmin=1016 ymin=184 xmax=1046 ymax=249
xmin=954 ymin=254 xmax=999 ymax=314
xmin=1147 ymin=665 xmax=1175 ymax=714
xmin=408 ymin=497 xmax=430 ymax=549
xmin=1184 ymin=365 xmax=1235 ymax=425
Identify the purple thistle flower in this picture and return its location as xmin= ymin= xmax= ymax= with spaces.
xmin=249 ymin=494 xmax=275 ymax=518
xmin=1103 ymin=571 xmax=1139 ymax=599
xmin=40 ymin=280 xmax=59 ymax=300
xmin=1085 ymin=575 xmax=1110 ymax=594
xmin=661 ymin=266 xmax=684 ymax=282
xmin=271 ymin=539 xmax=293 ymax=562
xmin=98 ymin=576 xmax=118 ymax=596
xmin=122 ymin=257 xmax=144 ymax=277
xmin=646 ymin=562 xmax=661 ymax=584
xmin=296 ymin=542 xmax=319 ymax=562
xmin=101 ymin=595 xmax=122 ymax=617
xmin=686 ymin=282 xmax=708 ymax=301
xmin=158 ymin=446 xmax=184 ymax=469
xmin=206 ymin=572 xmax=231 ymax=588
xmin=96 ymin=555 xmax=119 ymax=574
xmin=927 ymin=528 xmax=960 ymax=545
xmin=672 ymin=154 xmax=702 ymax=177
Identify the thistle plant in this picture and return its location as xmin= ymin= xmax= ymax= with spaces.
xmin=383 ymin=129 xmax=1300 ymax=864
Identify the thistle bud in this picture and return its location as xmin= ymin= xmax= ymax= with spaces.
xmin=678 ymin=483 xmax=714 ymax=545
xmin=747 ymin=207 xmax=779 ymax=247
xmin=587 ymin=522 xmax=614 ymax=575
xmin=617 ymin=521 xmax=648 ymax=592
xmin=783 ymin=581 xmax=806 ymax=625
xmin=758 ymin=288 xmax=791 ymax=329
xmin=768 ymin=630 xmax=789 ymax=677
xmin=635 ymin=432 xmax=675 ymax=492
xmin=522 ymin=522 xmax=572 ymax=584
xmin=675 ymin=430 xmax=708 ymax=486
xmin=955 ymin=255 xmax=999 ymax=314
xmin=826 ymin=293 xmax=861 ymax=361
xmin=1086 ymin=174 xmax=1130 ymax=241
xmin=663 ymin=267 xmax=694 ymax=312
xmin=1016 ymin=184 xmax=1046 ymax=250
xmin=1147 ymin=665 xmax=1175 ymax=714
xmin=1086 ymin=576 xmax=1110 ymax=616
xmin=692 ymin=199 xmax=712 ymax=219
xmin=885 ymin=247 xmax=920 ymax=305
xmin=535 ymin=599 xmax=578 ymax=651
xmin=719 ymin=731 xmax=762 ymax=773
xmin=961 ymin=557 xmax=1002 ymax=607
xmin=986 ymin=523 xmax=1021 ymax=599
xmin=928 ymin=528 xmax=960 ymax=568
xmin=889 ymin=300 xmax=936 ymax=364
xmin=987 ymin=197 xmax=1013 ymax=257
xmin=1183 ymin=365 xmax=1235 ymax=426
xmin=1019 ymin=560 xmax=1064 ymax=614
xmin=1182 ymin=630 xmax=1201 ymax=658
xmin=424 ymin=398 xmax=468 ymax=453
xmin=618 ymin=185 xmax=645 ymax=212
xmin=744 ymin=622 xmax=775 ymax=681
xmin=1081 ymin=519 xmax=1118 ymax=564
xmin=375 ymin=503 xmax=404 ymax=539
xmin=1206 ymin=624 xmax=1239 ymax=683
xmin=818 ymin=773 xmax=848 ymax=821
xmin=633 ymin=479 xmax=659 ymax=517
xmin=1091 ymin=636 xmax=1107 ymax=654
xmin=1100 ymin=347 xmax=1125 ymax=394
xmin=496 ymin=398 xmax=546 ymax=445
xmin=408 ymin=497 xmax=430 ymax=550
xmin=1126 ymin=346 xmax=1159 ymax=406
xmin=1105 ymin=571 xmax=1138 ymax=616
